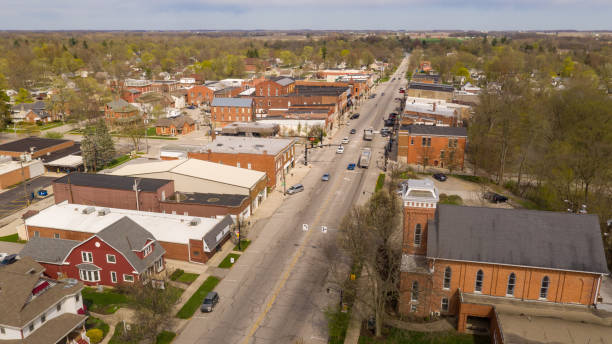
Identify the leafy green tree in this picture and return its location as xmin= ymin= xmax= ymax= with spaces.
xmin=14 ymin=88 xmax=33 ymax=104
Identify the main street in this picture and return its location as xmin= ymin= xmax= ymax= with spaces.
xmin=175 ymin=57 xmax=409 ymax=344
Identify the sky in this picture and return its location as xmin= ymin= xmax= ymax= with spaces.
xmin=1 ymin=0 xmax=611 ymax=31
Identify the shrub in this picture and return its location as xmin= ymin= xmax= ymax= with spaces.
xmin=375 ymin=173 xmax=385 ymax=192
xmin=170 ymin=269 xmax=184 ymax=281
xmin=87 ymin=328 xmax=104 ymax=344
xmin=45 ymin=131 xmax=63 ymax=139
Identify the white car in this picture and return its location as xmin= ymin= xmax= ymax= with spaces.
xmin=341 ymin=137 xmax=349 ymax=144
xmin=336 ymin=146 xmax=345 ymax=154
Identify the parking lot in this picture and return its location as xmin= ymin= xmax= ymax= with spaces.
xmin=0 ymin=176 xmax=56 ymax=219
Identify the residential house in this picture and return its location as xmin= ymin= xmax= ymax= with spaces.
xmin=155 ymin=115 xmax=196 ymax=136
xmin=24 ymin=202 xmax=234 ymax=264
xmin=397 ymin=125 xmax=467 ymax=170
xmin=188 ymin=136 xmax=295 ymax=189
xmin=22 ymin=217 xmax=166 ymax=286
xmin=11 ymin=101 xmax=54 ymax=123
xmin=398 ymin=180 xmax=611 ymax=342
xmin=0 ymin=257 xmax=88 ymax=344
xmin=104 ymin=98 xmax=141 ymax=125
xmin=211 ymin=98 xmax=254 ymax=127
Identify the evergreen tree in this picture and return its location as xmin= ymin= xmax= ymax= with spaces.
xmin=82 ymin=120 xmax=115 ymax=171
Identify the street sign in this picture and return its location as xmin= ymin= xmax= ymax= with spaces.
xmin=321 ymin=226 xmax=328 ymax=233
xmin=302 ymin=224 xmax=309 ymax=231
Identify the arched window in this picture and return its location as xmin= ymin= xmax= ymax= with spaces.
xmin=506 ymin=273 xmax=516 ymax=296
xmin=414 ymin=224 xmax=422 ymax=247
xmin=475 ymin=269 xmax=484 ymax=292
xmin=540 ymin=276 xmax=550 ymax=299
xmin=443 ymin=267 xmax=452 ymax=289
xmin=411 ymin=281 xmax=419 ymax=302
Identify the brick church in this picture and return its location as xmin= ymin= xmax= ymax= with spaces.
xmin=398 ymin=179 xmax=610 ymax=342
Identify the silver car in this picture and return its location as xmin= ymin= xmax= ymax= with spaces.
xmin=286 ymin=184 xmax=304 ymax=194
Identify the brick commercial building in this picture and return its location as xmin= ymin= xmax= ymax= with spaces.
xmin=407 ymin=82 xmax=454 ymax=101
xmin=397 ymin=125 xmax=467 ymax=170
xmin=104 ymin=98 xmax=141 ymax=125
xmin=0 ymin=157 xmax=44 ymax=189
xmin=398 ymin=180 xmax=610 ymax=341
xmin=155 ymin=115 xmax=196 ymax=136
xmin=402 ymin=100 xmax=464 ymax=127
xmin=24 ymin=202 xmax=234 ymax=264
xmin=186 ymin=84 xmax=215 ymax=106
xmin=0 ymin=137 xmax=75 ymax=160
xmin=160 ymin=192 xmax=250 ymax=219
xmin=0 ymin=257 xmax=88 ymax=344
xmin=21 ymin=217 xmax=166 ymax=286
xmin=109 ymin=158 xmax=268 ymax=214
xmin=254 ymin=77 xmax=295 ymax=97
xmin=188 ymin=136 xmax=295 ymax=189
xmin=211 ymin=98 xmax=255 ymax=127
xmin=53 ymin=173 xmax=175 ymax=212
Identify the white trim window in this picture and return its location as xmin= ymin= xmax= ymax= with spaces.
xmin=110 ymin=271 xmax=117 ymax=283
xmin=155 ymin=258 xmax=164 ymax=272
xmin=106 ymin=254 xmax=116 ymax=264
xmin=123 ymin=274 xmax=134 ymax=283
xmin=79 ymin=269 xmax=100 ymax=282
xmin=441 ymin=297 xmax=449 ymax=312
xmin=143 ymin=244 xmax=153 ymax=257
xmin=81 ymin=252 xmax=93 ymax=263
xmin=443 ymin=267 xmax=451 ymax=289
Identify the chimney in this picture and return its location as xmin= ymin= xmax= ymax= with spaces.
xmin=432 ymin=103 xmax=436 ymax=112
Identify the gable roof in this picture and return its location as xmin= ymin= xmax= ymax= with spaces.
xmin=106 ymin=98 xmax=138 ymax=113
xmin=95 ymin=217 xmax=165 ymax=273
xmin=20 ymin=237 xmax=80 ymax=264
xmin=427 ymin=205 xmax=609 ymax=274
xmin=13 ymin=100 xmax=46 ymax=112
xmin=155 ymin=115 xmax=195 ymax=128
xmin=211 ymin=97 xmax=253 ymax=108
xmin=400 ymin=124 xmax=467 ymax=137
xmin=53 ymin=172 xmax=172 ymax=192
xmin=203 ymin=215 xmax=234 ymax=250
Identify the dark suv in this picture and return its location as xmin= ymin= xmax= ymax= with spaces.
xmin=484 ymin=192 xmax=508 ymax=203
xmin=200 ymin=291 xmax=219 ymax=313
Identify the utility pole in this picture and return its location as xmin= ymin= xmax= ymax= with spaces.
xmin=133 ymin=178 xmax=141 ymax=212
xmin=20 ymin=153 xmax=29 ymax=206
xmin=237 ymin=216 xmax=241 ymax=251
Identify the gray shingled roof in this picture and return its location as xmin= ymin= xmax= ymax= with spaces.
xmin=408 ymin=82 xmax=454 ymax=92
xmin=96 ymin=217 xmax=165 ymax=273
xmin=20 ymin=237 xmax=80 ymax=264
xmin=274 ymin=77 xmax=295 ymax=86
xmin=401 ymin=124 xmax=467 ymax=137
xmin=427 ymin=205 xmax=609 ymax=274
xmin=211 ymin=97 xmax=253 ymax=107
xmin=203 ymin=215 xmax=234 ymax=250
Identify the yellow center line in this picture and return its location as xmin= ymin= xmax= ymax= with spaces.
xmin=242 ymin=163 xmax=346 ymax=344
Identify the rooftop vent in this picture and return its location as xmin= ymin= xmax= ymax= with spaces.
xmin=190 ymin=218 xmax=202 ymax=226
xmin=82 ymin=207 xmax=95 ymax=215
xmin=98 ymin=208 xmax=110 ymax=216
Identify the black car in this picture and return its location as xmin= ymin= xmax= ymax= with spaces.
xmin=350 ymin=129 xmax=357 ymax=134
xmin=0 ymin=254 xmax=18 ymax=265
xmin=484 ymin=192 xmax=508 ymax=203
xmin=433 ymin=173 xmax=447 ymax=182
xmin=350 ymin=113 xmax=360 ymax=119
xmin=201 ymin=291 xmax=219 ymax=313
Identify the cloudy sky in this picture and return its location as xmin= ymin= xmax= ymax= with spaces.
xmin=1 ymin=0 xmax=611 ymax=30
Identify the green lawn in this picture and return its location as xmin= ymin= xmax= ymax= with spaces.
xmin=82 ymin=287 xmax=130 ymax=314
xmin=233 ymin=239 xmax=251 ymax=252
xmin=176 ymin=272 xmax=199 ymax=284
xmin=375 ymin=173 xmax=386 ymax=192
xmin=438 ymin=194 xmax=463 ymax=205
xmin=358 ymin=328 xmax=488 ymax=344
xmin=327 ymin=307 xmax=351 ymax=344
xmin=0 ymin=233 xmax=26 ymax=243
xmin=156 ymin=331 xmax=176 ymax=344
xmin=146 ymin=127 xmax=157 ymax=136
xmin=176 ymin=276 xmax=220 ymax=319
xmin=218 ymin=253 xmax=241 ymax=268
xmin=85 ymin=316 xmax=110 ymax=339
xmin=170 ymin=269 xmax=185 ymax=281
xmin=103 ymin=155 xmax=132 ymax=170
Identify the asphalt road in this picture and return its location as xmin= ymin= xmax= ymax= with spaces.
xmin=174 ymin=58 xmax=410 ymax=344
xmin=0 ymin=176 xmax=56 ymax=219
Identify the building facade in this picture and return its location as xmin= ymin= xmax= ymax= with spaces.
xmin=211 ymin=98 xmax=255 ymax=127
xmin=397 ymin=125 xmax=467 ymax=170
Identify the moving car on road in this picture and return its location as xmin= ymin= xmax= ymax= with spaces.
xmin=350 ymin=113 xmax=360 ymax=119
xmin=336 ymin=146 xmax=344 ymax=154
xmin=322 ymin=173 xmax=330 ymax=181
xmin=200 ymin=291 xmax=219 ymax=313
xmin=350 ymin=129 xmax=357 ymax=134
xmin=347 ymin=163 xmax=356 ymax=170
xmin=341 ymin=137 xmax=349 ymax=144
xmin=433 ymin=173 xmax=447 ymax=182
xmin=484 ymin=192 xmax=508 ymax=203
xmin=286 ymin=184 xmax=305 ymax=195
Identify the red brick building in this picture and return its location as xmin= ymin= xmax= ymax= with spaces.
xmin=397 ymin=125 xmax=467 ymax=170
xmin=21 ymin=217 xmax=166 ymax=286
xmin=187 ymin=84 xmax=215 ymax=106
xmin=398 ymin=179 xmax=609 ymax=340
xmin=104 ymin=98 xmax=141 ymax=125
xmin=155 ymin=115 xmax=196 ymax=136
xmin=211 ymin=98 xmax=254 ymax=127
xmin=0 ymin=137 xmax=76 ymax=160
xmin=188 ymin=136 xmax=295 ymax=189
xmin=254 ymin=77 xmax=295 ymax=97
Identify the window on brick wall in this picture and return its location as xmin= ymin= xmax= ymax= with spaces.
xmin=411 ymin=281 xmax=419 ymax=302
xmin=422 ymin=137 xmax=431 ymax=147
xmin=443 ymin=267 xmax=451 ymax=289
xmin=448 ymin=138 xmax=458 ymax=148
xmin=506 ymin=273 xmax=516 ymax=296
xmin=475 ymin=269 xmax=484 ymax=292
xmin=540 ymin=276 xmax=550 ymax=299
xmin=441 ymin=297 xmax=449 ymax=312
xmin=414 ymin=224 xmax=422 ymax=247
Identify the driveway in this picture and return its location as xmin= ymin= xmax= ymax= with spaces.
xmin=0 ymin=241 xmax=24 ymax=255
xmin=0 ymin=176 xmax=56 ymax=219
xmin=432 ymin=176 xmax=513 ymax=208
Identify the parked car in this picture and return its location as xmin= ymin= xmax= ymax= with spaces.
xmin=200 ymin=291 xmax=219 ymax=313
xmin=322 ymin=173 xmax=330 ymax=181
xmin=341 ymin=137 xmax=349 ymax=144
xmin=347 ymin=163 xmax=356 ymax=170
xmin=0 ymin=254 xmax=18 ymax=266
xmin=484 ymin=192 xmax=508 ymax=203
xmin=286 ymin=184 xmax=305 ymax=195
xmin=350 ymin=113 xmax=360 ymax=119
xmin=350 ymin=129 xmax=357 ymax=134
xmin=187 ymin=105 xmax=197 ymax=110
xmin=336 ymin=146 xmax=345 ymax=154
xmin=433 ymin=173 xmax=447 ymax=182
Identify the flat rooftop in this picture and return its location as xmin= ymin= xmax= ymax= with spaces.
xmin=0 ymin=137 xmax=71 ymax=153
xmin=198 ymin=136 xmax=294 ymax=156
xmin=25 ymin=201 xmax=231 ymax=245
xmin=53 ymin=172 xmax=172 ymax=192
xmin=171 ymin=192 xmax=248 ymax=207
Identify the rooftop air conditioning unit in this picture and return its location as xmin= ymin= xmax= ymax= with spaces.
xmin=82 ymin=207 xmax=95 ymax=214
xmin=98 ymin=208 xmax=110 ymax=216
xmin=190 ymin=218 xmax=201 ymax=226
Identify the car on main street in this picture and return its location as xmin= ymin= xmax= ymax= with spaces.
xmin=341 ymin=137 xmax=349 ymax=144
xmin=286 ymin=184 xmax=305 ymax=195
xmin=200 ymin=291 xmax=219 ymax=313
xmin=322 ymin=173 xmax=330 ymax=181
xmin=347 ymin=163 xmax=356 ymax=170
xmin=350 ymin=129 xmax=357 ymax=134
xmin=336 ymin=146 xmax=344 ymax=154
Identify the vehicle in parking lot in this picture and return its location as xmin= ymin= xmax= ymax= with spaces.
xmin=350 ymin=129 xmax=357 ymax=134
xmin=347 ymin=163 xmax=356 ymax=170
xmin=341 ymin=137 xmax=349 ymax=144
xmin=433 ymin=173 xmax=447 ymax=182
xmin=336 ymin=146 xmax=344 ymax=154
xmin=322 ymin=173 xmax=330 ymax=181
xmin=200 ymin=291 xmax=219 ymax=313
xmin=0 ymin=254 xmax=17 ymax=266
xmin=484 ymin=192 xmax=508 ymax=203
xmin=286 ymin=184 xmax=305 ymax=195
xmin=350 ymin=113 xmax=360 ymax=119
